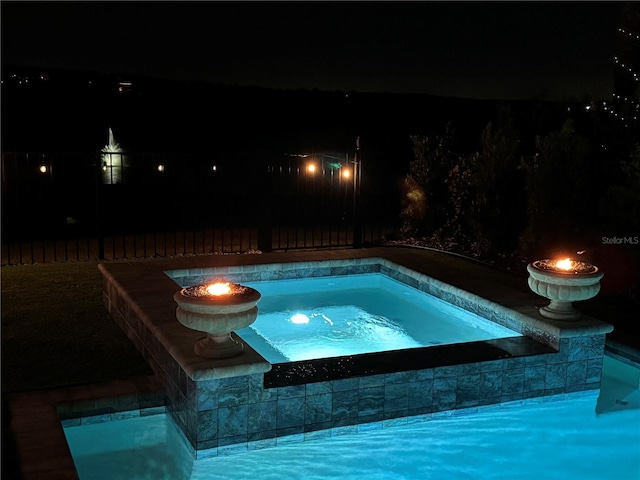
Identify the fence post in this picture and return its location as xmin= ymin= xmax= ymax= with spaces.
xmin=258 ymin=164 xmax=273 ymax=253
xmin=95 ymin=154 xmax=105 ymax=260
xmin=352 ymin=136 xmax=363 ymax=248
xmin=258 ymin=223 xmax=273 ymax=253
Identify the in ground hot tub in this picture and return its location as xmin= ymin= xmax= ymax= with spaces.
xmin=236 ymin=273 xmax=522 ymax=363
xmin=99 ymin=250 xmax=613 ymax=455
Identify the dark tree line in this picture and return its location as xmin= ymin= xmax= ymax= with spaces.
xmin=398 ymin=106 xmax=640 ymax=284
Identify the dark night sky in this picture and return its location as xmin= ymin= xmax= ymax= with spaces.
xmin=1 ymin=1 xmax=623 ymax=100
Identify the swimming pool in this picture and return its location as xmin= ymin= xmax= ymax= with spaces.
xmin=62 ymin=355 xmax=640 ymax=480
xmin=236 ymin=273 xmax=521 ymax=363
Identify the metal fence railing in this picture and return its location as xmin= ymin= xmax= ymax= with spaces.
xmin=1 ymin=149 xmax=399 ymax=265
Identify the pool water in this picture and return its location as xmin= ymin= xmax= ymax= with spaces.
xmin=236 ymin=274 xmax=521 ymax=363
xmin=63 ymin=356 xmax=640 ymax=480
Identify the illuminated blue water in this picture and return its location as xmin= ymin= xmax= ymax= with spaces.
xmin=236 ymin=274 xmax=520 ymax=363
xmin=64 ymin=274 xmax=640 ymax=478
xmin=64 ymin=356 xmax=640 ymax=480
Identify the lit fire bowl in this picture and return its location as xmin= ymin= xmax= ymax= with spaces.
xmin=174 ymin=282 xmax=261 ymax=359
xmin=527 ymin=259 xmax=603 ymax=321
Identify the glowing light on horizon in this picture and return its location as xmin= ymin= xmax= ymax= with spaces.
xmin=101 ymin=128 xmax=124 ymax=184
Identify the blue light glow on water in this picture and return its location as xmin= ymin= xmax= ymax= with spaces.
xmin=236 ymin=274 xmax=520 ymax=363
xmin=63 ymin=356 xmax=640 ymax=480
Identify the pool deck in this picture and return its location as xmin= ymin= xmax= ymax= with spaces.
xmin=5 ymin=246 xmax=623 ymax=479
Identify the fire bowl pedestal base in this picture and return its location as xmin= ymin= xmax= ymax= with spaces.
xmin=538 ymin=300 xmax=582 ymax=321
xmin=195 ymin=334 xmax=245 ymax=359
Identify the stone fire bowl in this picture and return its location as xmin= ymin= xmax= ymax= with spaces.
xmin=173 ymin=285 xmax=261 ymax=358
xmin=527 ymin=262 xmax=603 ymax=320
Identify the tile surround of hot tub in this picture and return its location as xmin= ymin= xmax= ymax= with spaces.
xmin=188 ymin=342 xmax=595 ymax=451
xmin=165 ymin=257 xmax=384 ymax=287
xmin=99 ymin=248 xmax=614 ymax=455
xmin=165 ymin=341 xmax=606 ymax=455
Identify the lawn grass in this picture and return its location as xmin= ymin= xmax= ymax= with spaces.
xmin=1 ymin=260 xmax=152 ymax=393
